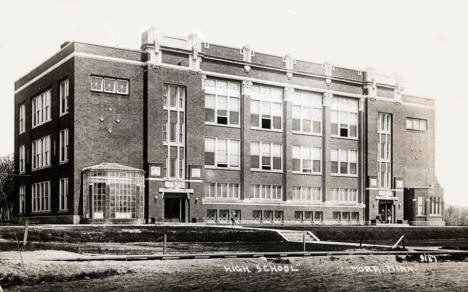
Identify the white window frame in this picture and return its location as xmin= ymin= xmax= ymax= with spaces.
xmin=331 ymin=149 xmax=358 ymax=176
xmin=330 ymin=96 xmax=358 ymax=139
xmin=378 ymin=113 xmax=392 ymax=190
xmin=329 ymin=188 xmax=359 ymax=203
xmin=19 ymin=145 xmax=25 ymax=174
xmin=250 ymin=84 xmax=283 ymax=131
xmin=60 ymin=79 xmax=69 ymax=116
xmin=204 ymin=182 xmax=240 ymax=200
xmin=250 ymin=142 xmax=282 ymax=172
xmin=417 ymin=196 xmax=424 ymax=215
xmin=19 ymin=185 xmax=25 ymax=214
xmin=32 ymin=181 xmax=51 ymax=213
xmin=204 ymin=137 xmax=240 ymax=169
xmin=59 ymin=128 xmax=69 ymax=164
xmin=292 ymin=186 xmax=322 ymax=202
xmin=91 ymin=76 xmax=129 ymax=95
xmin=32 ymin=90 xmax=51 ymax=128
xmin=19 ymin=103 xmax=26 ymax=134
xmin=292 ymin=90 xmax=322 ymax=135
xmin=59 ymin=178 xmax=69 ymax=211
xmin=251 ymin=184 xmax=282 ymax=200
xmin=292 ymin=145 xmax=321 ymax=174
xmin=204 ymin=78 xmax=241 ymax=127
xmin=32 ymin=135 xmax=51 ymax=170
xmin=406 ymin=117 xmax=427 ymax=131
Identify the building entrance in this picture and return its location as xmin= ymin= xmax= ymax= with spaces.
xmin=164 ymin=194 xmax=186 ymax=222
xmin=378 ymin=201 xmax=394 ymax=224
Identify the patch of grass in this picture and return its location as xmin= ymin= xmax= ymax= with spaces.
xmin=0 ymin=226 xmax=283 ymax=243
xmin=0 ymin=268 xmax=124 ymax=288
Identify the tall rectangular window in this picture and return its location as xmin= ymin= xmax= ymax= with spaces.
xmin=19 ymin=145 xmax=25 ymax=174
xmin=204 ymin=79 xmax=240 ymax=126
xmin=378 ymin=113 xmax=392 ymax=189
xmin=19 ymin=185 xmax=25 ymax=214
xmin=59 ymin=128 xmax=69 ymax=163
xmin=162 ymin=84 xmax=185 ymax=179
xmin=250 ymin=142 xmax=282 ymax=171
xmin=59 ymin=178 xmax=69 ymax=211
xmin=32 ymin=135 xmax=51 ymax=170
xmin=330 ymin=96 xmax=358 ymax=138
xmin=331 ymin=149 xmax=358 ymax=176
xmin=250 ymin=85 xmax=283 ymax=130
xmin=292 ymin=146 xmax=321 ymax=174
xmin=19 ymin=103 xmax=26 ymax=134
xmin=417 ymin=196 xmax=423 ymax=215
xmin=32 ymin=181 xmax=51 ymax=212
xmin=292 ymin=90 xmax=322 ymax=134
xmin=32 ymin=90 xmax=51 ymax=128
xmin=60 ymin=79 xmax=69 ymax=116
xmin=204 ymin=138 xmax=240 ymax=169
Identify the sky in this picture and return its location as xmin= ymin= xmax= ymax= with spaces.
xmin=0 ymin=0 xmax=466 ymax=206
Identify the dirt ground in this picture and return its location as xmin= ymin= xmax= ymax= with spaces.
xmin=1 ymin=250 xmax=468 ymax=291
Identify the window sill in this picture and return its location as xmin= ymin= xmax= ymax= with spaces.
xmin=59 ymin=111 xmax=69 ymax=117
xmin=31 ymin=211 xmax=51 ymax=214
xmin=205 ymin=166 xmax=240 ymax=171
xmin=31 ymin=165 xmax=51 ymax=172
xmin=92 ymin=89 xmax=129 ymax=96
xmin=330 ymin=135 xmax=358 ymax=141
xmin=58 ymin=209 xmax=69 ymax=213
xmin=203 ymin=198 xmax=241 ymax=201
xmin=330 ymin=174 xmax=358 ymax=178
xmin=292 ymin=131 xmax=322 ymax=137
xmin=205 ymin=122 xmax=240 ymax=129
xmin=251 ymin=127 xmax=283 ymax=133
xmin=163 ymin=105 xmax=184 ymax=111
xmin=31 ymin=119 xmax=52 ymax=130
xmin=59 ymin=160 xmax=69 ymax=165
xmin=292 ymin=171 xmax=322 ymax=176
xmin=250 ymin=169 xmax=283 ymax=174
xmin=19 ymin=131 xmax=26 ymax=135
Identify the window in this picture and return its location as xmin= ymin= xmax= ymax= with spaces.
xmin=251 ymin=184 xmax=282 ymax=200
xmin=329 ymin=188 xmax=359 ymax=203
xmin=417 ymin=196 xmax=424 ymax=215
xmin=204 ymin=79 xmax=240 ymax=126
xmin=253 ymin=210 xmax=262 ymax=221
xmin=406 ymin=118 xmax=427 ymax=131
xmin=163 ymin=85 xmax=186 ymax=179
xmin=292 ymin=186 xmax=321 ymax=201
xmin=19 ymin=185 xmax=25 ymax=214
xmin=59 ymin=178 xmax=69 ymax=211
xmin=90 ymin=76 xmax=129 ymax=95
xmin=60 ymin=79 xmax=69 ymax=115
xmin=204 ymin=182 xmax=240 ymax=199
xmin=331 ymin=149 xmax=358 ymax=176
xmin=19 ymin=103 xmax=25 ymax=134
xmin=330 ymin=96 xmax=358 ymax=138
xmin=32 ymin=90 xmax=51 ymax=128
xmin=333 ymin=212 xmax=342 ymax=222
xmin=351 ymin=212 xmax=359 ymax=221
xmin=250 ymin=84 xmax=283 ymax=130
xmin=19 ymin=145 xmax=25 ymax=174
xmin=32 ymin=181 xmax=51 ymax=212
xmin=205 ymin=138 xmax=240 ymax=169
xmin=292 ymin=90 xmax=322 ymax=134
xmin=59 ymin=128 xmax=69 ymax=163
xmin=32 ymin=136 xmax=51 ymax=170
xmin=292 ymin=146 xmax=321 ymax=173
xmin=378 ymin=113 xmax=392 ymax=189
xmin=250 ymin=142 xmax=282 ymax=171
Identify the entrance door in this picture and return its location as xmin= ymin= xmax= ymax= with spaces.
xmin=164 ymin=196 xmax=186 ymax=222
xmin=378 ymin=201 xmax=394 ymax=224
